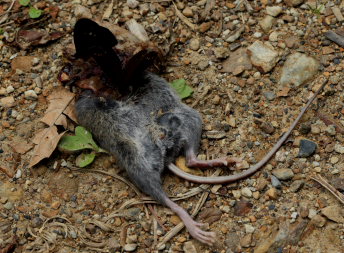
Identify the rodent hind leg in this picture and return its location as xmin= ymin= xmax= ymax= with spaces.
xmin=163 ymin=196 xmax=216 ymax=246
xmin=185 ymin=148 xmax=242 ymax=169
xmin=127 ymin=169 xmax=216 ymax=245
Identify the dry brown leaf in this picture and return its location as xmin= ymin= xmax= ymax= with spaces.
xmin=55 ymin=114 xmax=68 ymax=128
xmin=63 ymin=98 xmax=78 ymax=123
xmin=30 ymin=87 xmax=75 ymax=167
xmin=29 ymin=126 xmax=65 ymax=168
xmin=32 ymin=128 xmax=47 ymax=144
xmin=10 ymin=140 xmax=33 ymax=154
xmin=16 ymin=30 xmax=64 ymax=50
xmin=40 ymin=87 xmax=75 ymax=126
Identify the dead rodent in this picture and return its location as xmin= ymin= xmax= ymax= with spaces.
xmin=66 ymin=18 xmax=328 ymax=245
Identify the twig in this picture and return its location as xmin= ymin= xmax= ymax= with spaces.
xmin=0 ymin=0 xmax=16 ymax=18
xmin=0 ymin=20 xmax=14 ymax=27
xmin=310 ymin=174 xmax=344 ymax=205
xmin=173 ymin=1 xmax=196 ymax=30
xmin=324 ymin=31 xmax=344 ymax=48
xmin=153 ymin=208 xmax=158 ymax=248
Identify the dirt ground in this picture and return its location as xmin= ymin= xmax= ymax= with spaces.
xmin=0 ymin=0 xmax=344 ymax=252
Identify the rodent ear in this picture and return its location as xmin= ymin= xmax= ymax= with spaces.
xmin=74 ymin=18 xmax=118 ymax=58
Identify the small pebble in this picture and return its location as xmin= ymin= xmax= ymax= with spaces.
xmin=24 ymin=90 xmax=38 ymax=100
xmin=244 ymin=224 xmax=255 ymax=233
xmin=298 ymin=139 xmax=317 ymax=157
xmin=271 ymin=175 xmax=282 ymax=189
xmin=291 ymin=211 xmax=298 ymax=219
xmin=31 ymin=217 xmax=43 ymax=228
xmin=311 ymin=215 xmax=326 ymax=228
xmin=197 ymin=60 xmax=209 ymax=70
xmin=330 ymin=156 xmax=339 ymax=164
xmin=124 ymin=243 xmax=138 ymax=252
xmin=183 ymin=241 xmax=197 ymax=253
xmin=335 ymin=144 xmax=344 ymax=154
xmin=15 ymin=169 xmax=22 ymax=179
xmin=289 ymin=180 xmax=304 ymax=192
xmin=182 ymin=7 xmax=193 ymax=17
xmin=272 ymin=168 xmax=294 ymax=180
xmin=4 ymin=202 xmax=13 ymax=210
xmin=325 ymin=125 xmax=336 ymax=136
xmin=189 ymin=38 xmax=200 ymax=51
xmin=266 ymin=187 xmax=278 ymax=199
xmin=263 ymin=91 xmax=276 ymax=101
xmin=253 ymin=32 xmax=262 ymax=38
xmin=70 ymin=231 xmax=77 ymax=239
xmin=6 ymin=86 xmax=14 ymax=94
xmin=241 ymin=187 xmax=252 ymax=198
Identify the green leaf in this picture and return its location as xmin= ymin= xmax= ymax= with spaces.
xmin=74 ymin=126 xmax=100 ymax=150
xmin=58 ymin=126 xmax=101 ymax=152
xmin=170 ymin=79 xmax=193 ymax=99
xmin=19 ymin=0 xmax=30 ymax=6
xmin=29 ymin=7 xmax=43 ymax=19
xmin=75 ymin=152 xmax=96 ymax=167
xmin=0 ymin=28 xmax=4 ymax=35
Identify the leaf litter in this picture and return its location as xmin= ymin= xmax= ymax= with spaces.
xmin=29 ymin=87 xmax=75 ymax=168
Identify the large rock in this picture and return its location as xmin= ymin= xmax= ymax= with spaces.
xmin=247 ymin=41 xmax=279 ymax=73
xmin=279 ymin=53 xmax=319 ymax=87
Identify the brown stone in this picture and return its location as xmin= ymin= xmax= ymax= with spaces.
xmin=199 ymin=22 xmax=212 ymax=33
xmin=266 ymin=187 xmax=278 ymax=199
xmin=11 ymin=56 xmax=35 ymax=72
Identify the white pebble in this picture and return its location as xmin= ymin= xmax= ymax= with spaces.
xmin=15 ymin=169 xmax=22 ymax=179
xmin=330 ymin=156 xmax=339 ymax=164
xmin=24 ymin=90 xmax=38 ymax=100
xmin=6 ymin=86 xmax=14 ymax=94
xmin=253 ymin=32 xmax=262 ymax=38
xmin=244 ymin=224 xmax=255 ymax=233
xmin=241 ymin=187 xmax=252 ymax=198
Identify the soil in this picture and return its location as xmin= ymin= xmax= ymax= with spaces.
xmin=0 ymin=0 xmax=344 ymax=252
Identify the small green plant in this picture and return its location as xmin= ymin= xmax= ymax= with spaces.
xmin=307 ymin=2 xmax=325 ymax=16
xmin=170 ymin=79 xmax=193 ymax=99
xmin=19 ymin=0 xmax=43 ymax=19
xmin=0 ymin=28 xmax=4 ymax=35
xmin=58 ymin=126 xmax=107 ymax=167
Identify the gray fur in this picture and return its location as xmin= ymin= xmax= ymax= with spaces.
xmin=75 ymin=72 xmax=202 ymax=204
